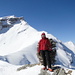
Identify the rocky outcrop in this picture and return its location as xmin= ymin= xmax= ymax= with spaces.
xmin=17 ymin=64 xmax=38 ymax=71
xmin=0 ymin=16 xmax=24 ymax=30
xmin=39 ymin=68 xmax=72 ymax=75
xmin=17 ymin=64 xmax=72 ymax=75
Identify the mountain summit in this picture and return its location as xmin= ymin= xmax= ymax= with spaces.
xmin=0 ymin=16 xmax=75 ymax=68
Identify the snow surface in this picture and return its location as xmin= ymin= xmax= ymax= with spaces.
xmin=0 ymin=16 xmax=75 ymax=75
xmin=0 ymin=60 xmax=75 ymax=75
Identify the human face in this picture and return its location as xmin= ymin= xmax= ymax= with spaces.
xmin=41 ymin=35 xmax=46 ymax=38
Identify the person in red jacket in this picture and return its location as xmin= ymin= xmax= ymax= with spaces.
xmin=37 ymin=33 xmax=53 ymax=71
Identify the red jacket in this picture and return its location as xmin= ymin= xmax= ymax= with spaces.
xmin=38 ymin=38 xmax=52 ymax=53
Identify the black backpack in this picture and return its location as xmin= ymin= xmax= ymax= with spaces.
xmin=49 ymin=39 xmax=57 ymax=64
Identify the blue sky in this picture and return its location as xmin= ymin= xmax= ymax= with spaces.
xmin=0 ymin=0 xmax=75 ymax=43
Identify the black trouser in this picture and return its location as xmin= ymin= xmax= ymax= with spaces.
xmin=40 ymin=50 xmax=51 ymax=68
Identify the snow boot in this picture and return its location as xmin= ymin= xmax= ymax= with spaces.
xmin=48 ymin=68 xmax=53 ymax=72
xmin=42 ymin=67 xmax=47 ymax=70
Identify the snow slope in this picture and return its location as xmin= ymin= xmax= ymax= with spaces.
xmin=0 ymin=60 xmax=48 ymax=75
xmin=0 ymin=16 xmax=75 ymax=71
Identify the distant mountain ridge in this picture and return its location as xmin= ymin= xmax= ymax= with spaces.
xmin=64 ymin=41 xmax=75 ymax=54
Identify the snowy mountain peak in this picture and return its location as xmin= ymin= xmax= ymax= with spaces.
xmin=65 ymin=41 xmax=75 ymax=45
xmin=64 ymin=41 xmax=75 ymax=48
xmin=0 ymin=15 xmax=38 ymax=55
xmin=64 ymin=41 xmax=75 ymax=53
